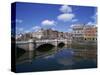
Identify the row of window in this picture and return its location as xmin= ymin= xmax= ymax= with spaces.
xmin=84 ymin=38 xmax=97 ymax=41
xmin=73 ymin=37 xmax=97 ymax=41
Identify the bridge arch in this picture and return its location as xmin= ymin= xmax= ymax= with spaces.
xmin=35 ymin=43 xmax=55 ymax=52
xmin=57 ymin=42 xmax=65 ymax=48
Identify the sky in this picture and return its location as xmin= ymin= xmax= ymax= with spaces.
xmin=12 ymin=2 xmax=97 ymax=34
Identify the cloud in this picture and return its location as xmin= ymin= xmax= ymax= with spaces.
xmin=57 ymin=13 xmax=75 ymax=22
xmin=70 ymin=24 xmax=81 ymax=28
xmin=16 ymin=19 xmax=23 ymax=23
xmin=67 ymin=29 xmax=72 ymax=32
xmin=87 ymin=12 xmax=97 ymax=26
xmin=87 ymin=21 xmax=96 ymax=25
xmin=70 ymin=24 xmax=75 ymax=28
xmin=59 ymin=5 xmax=72 ymax=13
xmin=18 ymin=28 xmax=24 ymax=31
xmin=92 ymin=12 xmax=97 ymax=20
xmin=24 ymin=30 xmax=30 ymax=33
xmin=91 ymin=12 xmax=97 ymax=24
xmin=16 ymin=27 xmax=24 ymax=34
xmin=87 ymin=22 xmax=93 ymax=25
xmin=51 ymin=28 xmax=56 ymax=30
xmin=32 ymin=26 xmax=41 ymax=31
xmin=41 ymin=20 xmax=56 ymax=26
xmin=71 ymin=19 xmax=78 ymax=22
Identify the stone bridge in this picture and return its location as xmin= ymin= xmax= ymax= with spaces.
xmin=16 ymin=39 xmax=68 ymax=51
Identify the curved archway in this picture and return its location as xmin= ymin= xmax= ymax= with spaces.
xmin=57 ymin=42 xmax=65 ymax=48
xmin=35 ymin=43 xmax=55 ymax=52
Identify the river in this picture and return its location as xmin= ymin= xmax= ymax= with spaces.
xmin=16 ymin=48 xmax=97 ymax=72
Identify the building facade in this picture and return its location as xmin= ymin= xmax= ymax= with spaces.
xmin=32 ymin=29 xmax=44 ymax=39
xmin=63 ymin=32 xmax=73 ymax=44
xmin=72 ymin=24 xmax=84 ymax=41
xmin=72 ymin=24 xmax=97 ymax=42
xmin=84 ymin=26 xmax=97 ymax=41
xmin=16 ymin=33 xmax=32 ymax=41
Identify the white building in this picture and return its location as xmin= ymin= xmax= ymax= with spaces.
xmin=71 ymin=24 xmax=85 ymax=41
xmin=32 ymin=29 xmax=44 ymax=39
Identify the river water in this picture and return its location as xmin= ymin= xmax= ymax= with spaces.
xmin=16 ymin=48 xmax=97 ymax=72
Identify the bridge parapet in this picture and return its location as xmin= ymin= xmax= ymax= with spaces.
xmin=16 ymin=39 xmax=68 ymax=51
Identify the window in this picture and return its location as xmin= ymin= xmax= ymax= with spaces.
xmin=93 ymin=38 xmax=94 ymax=40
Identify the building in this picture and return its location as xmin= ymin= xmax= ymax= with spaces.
xmin=72 ymin=24 xmax=85 ymax=41
xmin=31 ymin=28 xmax=59 ymax=39
xmin=31 ymin=29 xmax=44 ymax=39
xmin=63 ymin=32 xmax=73 ymax=44
xmin=31 ymin=28 xmax=73 ymax=40
xmin=72 ymin=24 xmax=97 ymax=42
xmin=84 ymin=25 xmax=97 ymax=41
xmin=16 ymin=33 xmax=32 ymax=41
xmin=42 ymin=28 xmax=54 ymax=39
xmin=38 ymin=28 xmax=59 ymax=39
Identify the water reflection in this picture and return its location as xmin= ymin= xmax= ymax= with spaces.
xmin=16 ymin=48 xmax=97 ymax=72
xmin=54 ymin=49 xmax=74 ymax=66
